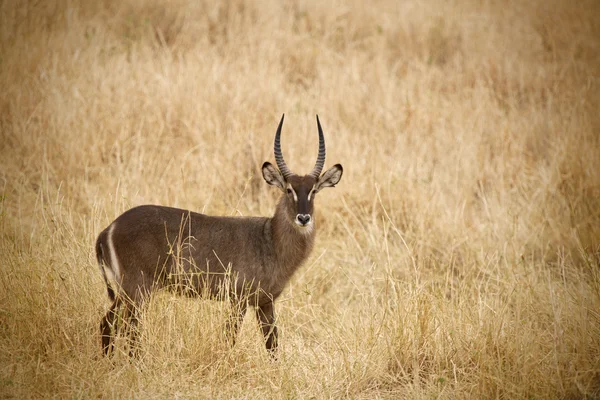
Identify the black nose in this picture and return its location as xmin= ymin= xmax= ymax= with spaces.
xmin=297 ymin=214 xmax=311 ymax=225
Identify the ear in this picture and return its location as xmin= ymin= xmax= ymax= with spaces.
xmin=314 ymin=164 xmax=343 ymax=193
xmin=262 ymin=162 xmax=286 ymax=190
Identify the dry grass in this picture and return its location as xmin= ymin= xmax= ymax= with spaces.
xmin=1 ymin=0 xmax=600 ymax=398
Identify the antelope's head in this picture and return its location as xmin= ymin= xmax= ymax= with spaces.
xmin=262 ymin=114 xmax=343 ymax=231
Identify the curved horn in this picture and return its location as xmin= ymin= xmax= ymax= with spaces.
xmin=274 ymin=114 xmax=293 ymax=178
xmin=309 ymin=115 xmax=326 ymax=178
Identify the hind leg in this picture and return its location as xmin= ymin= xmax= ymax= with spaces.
xmin=122 ymin=299 xmax=144 ymax=358
xmin=100 ymin=295 xmax=146 ymax=357
xmin=100 ymin=298 xmax=121 ymax=356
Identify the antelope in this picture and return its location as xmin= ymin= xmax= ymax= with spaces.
xmin=95 ymin=114 xmax=343 ymax=356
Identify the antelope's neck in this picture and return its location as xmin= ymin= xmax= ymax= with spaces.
xmin=270 ymin=198 xmax=316 ymax=271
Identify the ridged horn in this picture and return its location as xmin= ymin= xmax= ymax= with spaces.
xmin=274 ymin=114 xmax=293 ymax=179
xmin=309 ymin=115 xmax=326 ymax=178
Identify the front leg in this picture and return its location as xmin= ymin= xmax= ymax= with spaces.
xmin=256 ymin=301 xmax=278 ymax=355
xmin=225 ymin=299 xmax=247 ymax=347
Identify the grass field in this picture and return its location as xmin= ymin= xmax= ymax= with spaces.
xmin=1 ymin=0 xmax=600 ymax=398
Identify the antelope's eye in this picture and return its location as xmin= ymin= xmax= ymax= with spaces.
xmin=286 ymin=188 xmax=293 ymax=194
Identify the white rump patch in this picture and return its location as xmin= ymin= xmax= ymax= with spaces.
xmin=106 ymin=223 xmax=122 ymax=283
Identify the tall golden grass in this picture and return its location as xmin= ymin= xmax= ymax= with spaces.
xmin=1 ymin=0 xmax=599 ymax=397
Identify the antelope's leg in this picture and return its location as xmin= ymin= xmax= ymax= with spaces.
xmin=121 ymin=299 xmax=144 ymax=358
xmin=225 ymin=300 xmax=247 ymax=346
xmin=100 ymin=297 xmax=122 ymax=356
xmin=256 ymin=301 xmax=278 ymax=354
xmin=119 ymin=272 xmax=156 ymax=357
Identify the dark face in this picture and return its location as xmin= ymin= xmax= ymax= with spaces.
xmin=284 ymin=175 xmax=318 ymax=228
xmin=262 ymin=161 xmax=344 ymax=231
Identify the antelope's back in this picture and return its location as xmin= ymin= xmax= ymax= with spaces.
xmin=105 ymin=205 xmax=274 ymax=292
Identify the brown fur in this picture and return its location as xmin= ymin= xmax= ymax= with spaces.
xmin=96 ymin=171 xmax=340 ymax=356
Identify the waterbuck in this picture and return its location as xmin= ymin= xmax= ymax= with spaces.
xmin=95 ymin=114 xmax=343 ymax=356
